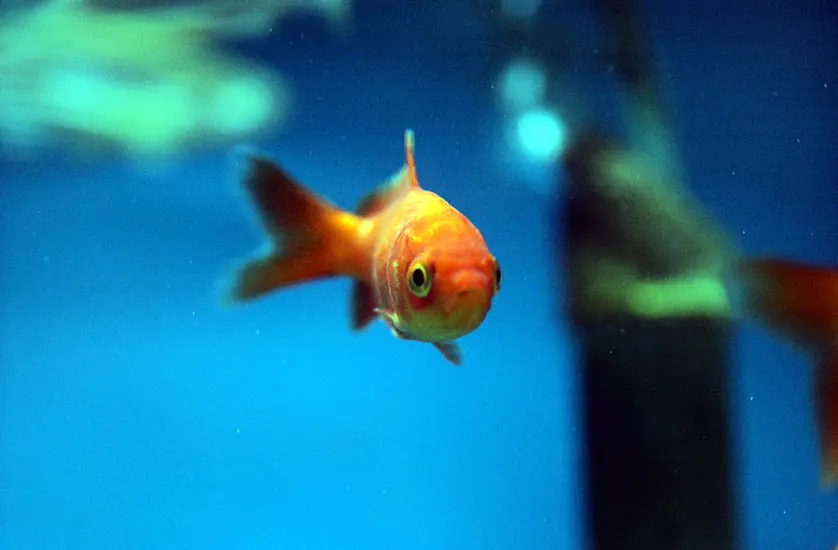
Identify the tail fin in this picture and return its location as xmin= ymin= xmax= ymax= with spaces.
xmin=818 ymin=348 xmax=838 ymax=488
xmin=226 ymin=153 xmax=363 ymax=302
xmin=738 ymin=258 xmax=838 ymax=344
xmin=739 ymin=257 xmax=838 ymax=489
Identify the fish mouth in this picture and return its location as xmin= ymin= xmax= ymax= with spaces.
xmin=451 ymin=268 xmax=491 ymax=292
xmin=439 ymin=269 xmax=492 ymax=335
xmin=443 ymin=287 xmax=491 ymax=329
xmin=445 ymin=288 xmax=487 ymax=310
xmin=445 ymin=287 xmax=489 ymax=316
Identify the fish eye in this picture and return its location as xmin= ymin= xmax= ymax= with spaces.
xmin=493 ymin=262 xmax=502 ymax=294
xmin=407 ymin=262 xmax=432 ymax=298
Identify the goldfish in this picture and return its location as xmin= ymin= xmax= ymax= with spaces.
xmin=224 ymin=130 xmax=501 ymax=365
xmin=738 ymin=257 xmax=838 ymax=489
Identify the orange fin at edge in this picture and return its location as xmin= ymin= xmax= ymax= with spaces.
xmin=818 ymin=347 xmax=838 ymax=490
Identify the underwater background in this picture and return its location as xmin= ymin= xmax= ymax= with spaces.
xmin=1 ymin=1 xmax=836 ymax=549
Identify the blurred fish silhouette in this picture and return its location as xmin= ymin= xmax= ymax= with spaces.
xmin=738 ymin=258 xmax=838 ymax=489
xmin=223 ymin=130 xmax=501 ymax=365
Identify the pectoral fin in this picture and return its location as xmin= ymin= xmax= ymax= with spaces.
xmin=375 ymin=308 xmax=413 ymax=340
xmin=375 ymin=308 xmax=463 ymax=365
xmin=433 ymin=341 xmax=462 ymax=366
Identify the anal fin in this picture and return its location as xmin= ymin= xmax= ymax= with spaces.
xmin=351 ymin=281 xmax=378 ymax=330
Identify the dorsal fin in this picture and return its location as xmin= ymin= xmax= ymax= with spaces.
xmin=354 ymin=129 xmax=419 ymax=217
xmin=355 ymin=167 xmax=409 ymax=216
xmin=404 ymin=129 xmax=419 ymax=188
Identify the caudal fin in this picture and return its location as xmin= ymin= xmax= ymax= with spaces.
xmin=226 ymin=153 xmax=363 ymax=302
xmin=818 ymin=348 xmax=838 ymax=489
xmin=738 ymin=258 xmax=838 ymax=344
xmin=739 ymin=257 xmax=838 ymax=489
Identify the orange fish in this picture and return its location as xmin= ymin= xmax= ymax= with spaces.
xmin=738 ymin=257 xmax=838 ymax=489
xmin=225 ymin=130 xmax=501 ymax=365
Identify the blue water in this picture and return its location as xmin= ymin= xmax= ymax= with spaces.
xmin=1 ymin=2 xmax=836 ymax=549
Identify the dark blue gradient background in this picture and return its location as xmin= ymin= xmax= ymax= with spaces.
xmin=1 ymin=2 xmax=836 ymax=548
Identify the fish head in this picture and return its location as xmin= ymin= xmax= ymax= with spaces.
xmin=399 ymin=238 xmax=501 ymax=342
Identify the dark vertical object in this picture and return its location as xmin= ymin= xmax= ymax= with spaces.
xmin=559 ymin=1 xmax=739 ymax=549
xmin=563 ymin=195 xmax=737 ymax=550
xmin=480 ymin=0 xmax=738 ymax=541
